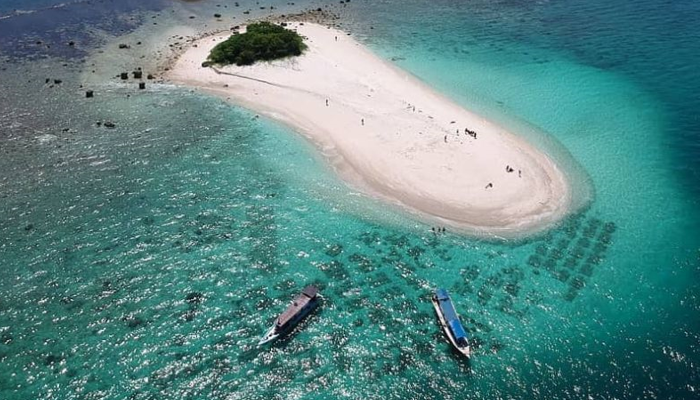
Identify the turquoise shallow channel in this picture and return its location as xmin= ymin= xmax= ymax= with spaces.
xmin=1 ymin=0 xmax=699 ymax=399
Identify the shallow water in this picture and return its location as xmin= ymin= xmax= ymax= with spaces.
xmin=1 ymin=0 xmax=699 ymax=399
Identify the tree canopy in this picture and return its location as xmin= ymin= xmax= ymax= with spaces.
xmin=207 ymin=22 xmax=307 ymax=66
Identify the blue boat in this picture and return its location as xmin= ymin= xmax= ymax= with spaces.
xmin=431 ymin=288 xmax=471 ymax=357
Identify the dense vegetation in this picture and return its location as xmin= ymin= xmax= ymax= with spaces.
xmin=206 ymin=22 xmax=307 ymax=66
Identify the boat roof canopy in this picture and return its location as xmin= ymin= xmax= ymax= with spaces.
xmin=276 ymin=286 xmax=319 ymax=327
xmin=449 ymin=319 xmax=468 ymax=340
xmin=302 ymin=285 xmax=319 ymax=298
xmin=436 ymin=288 xmax=450 ymax=301
xmin=436 ymin=288 xmax=469 ymax=340
xmin=441 ymin=301 xmax=459 ymax=322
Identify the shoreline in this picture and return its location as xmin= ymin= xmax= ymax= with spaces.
xmin=165 ymin=22 xmax=577 ymax=238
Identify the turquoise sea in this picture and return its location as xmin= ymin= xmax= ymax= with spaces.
xmin=1 ymin=0 xmax=698 ymax=399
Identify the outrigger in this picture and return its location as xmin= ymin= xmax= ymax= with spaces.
xmin=431 ymin=288 xmax=471 ymax=358
xmin=258 ymin=285 xmax=320 ymax=345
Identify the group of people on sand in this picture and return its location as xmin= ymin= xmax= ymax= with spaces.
xmin=506 ymin=165 xmax=523 ymax=178
xmin=431 ymin=226 xmax=447 ymax=234
xmin=485 ymin=166 xmax=524 ymax=190
xmin=448 ymin=126 xmax=478 ymax=143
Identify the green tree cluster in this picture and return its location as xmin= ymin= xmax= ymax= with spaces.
xmin=207 ymin=22 xmax=307 ymax=66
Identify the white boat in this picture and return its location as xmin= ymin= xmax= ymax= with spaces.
xmin=431 ymin=288 xmax=471 ymax=358
xmin=258 ymin=325 xmax=279 ymax=345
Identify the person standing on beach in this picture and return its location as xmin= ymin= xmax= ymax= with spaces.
xmin=361 ymin=118 xmax=364 ymax=126
xmin=325 ymin=99 xmax=329 ymax=106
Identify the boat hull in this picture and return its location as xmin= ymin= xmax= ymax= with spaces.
xmin=258 ymin=326 xmax=279 ymax=345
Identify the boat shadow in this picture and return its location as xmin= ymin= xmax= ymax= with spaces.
xmin=447 ymin=346 xmax=472 ymax=373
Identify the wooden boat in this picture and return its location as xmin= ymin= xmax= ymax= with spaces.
xmin=431 ymin=288 xmax=471 ymax=358
xmin=258 ymin=285 xmax=320 ymax=345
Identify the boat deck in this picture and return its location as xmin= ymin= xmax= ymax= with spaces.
xmin=276 ymin=285 xmax=318 ymax=327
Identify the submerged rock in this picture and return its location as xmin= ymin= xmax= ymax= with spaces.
xmin=125 ymin=316 xmax=144 ymax=329
xmin=182 ymin=310 xmax=197 ymax=322
xmin=1 ymin=332 xmax=13 ymax=344
xmin=44 ymin=354 xmax=64 ymax=366
xmin=326 ymin=244 xmax=343 ymax=257
xmin=185 ymin=292 xmax=203 ymax=304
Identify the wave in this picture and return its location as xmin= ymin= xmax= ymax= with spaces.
xmin=0 ymin=0 xmax=93 ymax=21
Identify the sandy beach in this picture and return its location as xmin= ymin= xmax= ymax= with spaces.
xmin=166 ymin=22 xmax=572 ymax=237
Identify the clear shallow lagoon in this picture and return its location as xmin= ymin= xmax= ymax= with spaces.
xmin=1 ymin=0 xmax=698 ymax=399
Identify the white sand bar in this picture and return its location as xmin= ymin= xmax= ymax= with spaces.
xmin=167 ymin=23 xmax=572 ymax=237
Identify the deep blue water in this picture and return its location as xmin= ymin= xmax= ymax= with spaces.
xmin=1 ymin=0 xmax=699 ymax=399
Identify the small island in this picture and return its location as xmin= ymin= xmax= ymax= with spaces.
xmin=206 ymin=22 xmax=307 ymax=66
xmin=167 ymin=22 xmax=576 ymax=237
